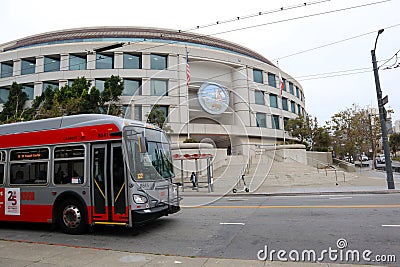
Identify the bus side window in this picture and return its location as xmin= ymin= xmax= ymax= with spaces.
xmin=13 ymin=170 xmax=25 ymax=184
xmin=54 ymin=145 xmax=85 ymax=185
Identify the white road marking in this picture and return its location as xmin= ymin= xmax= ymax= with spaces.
xmin=382 ymin=225 xmax=400 ymax=227
xmin=228 ymin=198 xmax=249 ymax=201
xmin=220 ymin=222 xmax=246 ymax=225
xmin=329 ymin=197 xmax=353 ymax=200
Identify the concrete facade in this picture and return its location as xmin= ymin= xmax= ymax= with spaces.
xmin=0 ymin=26 xmax=306 ymax=156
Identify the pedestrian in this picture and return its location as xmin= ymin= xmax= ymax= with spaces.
xmin=190 ymin=172 xmax=197 ymax=189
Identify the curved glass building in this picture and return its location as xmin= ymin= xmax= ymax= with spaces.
xmin=0 ymin=26 xmax=305 ymax=156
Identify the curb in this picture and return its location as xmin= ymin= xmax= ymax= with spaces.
xmin=180 ymin=189 xmax=400 ymax=197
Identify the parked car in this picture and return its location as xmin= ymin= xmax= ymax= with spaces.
xmin=361 ymin=155 xmax=369 ymax=161
xmin=376 ymin=154 xmax=385 ymax=164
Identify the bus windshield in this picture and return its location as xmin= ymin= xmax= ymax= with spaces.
xmin=124 ymin=126 xmax=174 ymax=181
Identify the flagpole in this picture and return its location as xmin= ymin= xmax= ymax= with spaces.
xmin=186 ymin=47 xmax=190 ymax=139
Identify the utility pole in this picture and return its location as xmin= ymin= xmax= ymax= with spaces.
xmin=371 ymin=29 xmax=395 ymax=189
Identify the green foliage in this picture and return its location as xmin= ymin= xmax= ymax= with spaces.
xmin=146 ymin=104 xmax=172 ymax=132
xmin=0 ymin=82 xmax=27 ymax=123
xmin=0 ymin=76 xmax=123 ymax=123
xmin=146 ymin=104 xmax=166 ymax=129
xmin=183 ymin=138 xmax=198 ymax=143
xmin=327 ymin=104 xmax=380 ymax=161
xmin=389 ymin=133 xmax=400 ymax=154
xmin=286 ymin=115 xmax=331 ymax=151
xmin=102 ymin=75 xmax=124 ymax=115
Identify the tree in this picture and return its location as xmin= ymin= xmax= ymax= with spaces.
xmin=0 ymin=82 xmax=28 ymax=123
xmin=286 ymin=115 xmax=331 ymax=151
xmin=146 ymin=104 xmax=172 ymax=132
xmin=327 ymin=104 xmax=380 ymax=166
xmin=102 ymin=75 xmax=124 ymax=115
xmin=390 ymin=133 xmax=400 ymax=155
xmin=313 ymin=125 xmax=331 ymax=152
xmin=30 ymin=77 xmax=101 ymax=119
xmin=285 ymin=115 xmax=312 ymax=146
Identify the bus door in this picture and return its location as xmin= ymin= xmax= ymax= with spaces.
xmin=91 ymin=143 xmax=128 ymax=224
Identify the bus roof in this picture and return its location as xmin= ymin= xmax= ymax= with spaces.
xmin=0 ymin=114 xmax=154 ymax=136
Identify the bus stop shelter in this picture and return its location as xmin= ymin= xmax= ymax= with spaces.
xmin=172 ymin=153 xmax=214 ymax=192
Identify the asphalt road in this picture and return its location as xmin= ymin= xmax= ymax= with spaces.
xmin=0 ymin=193 xmax=400 ymax=265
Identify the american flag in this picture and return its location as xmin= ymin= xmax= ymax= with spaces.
xmin=279 ymin=70 xmax=284 ymax=96
xmin=186 ymin=51 xmax=190 ymax=87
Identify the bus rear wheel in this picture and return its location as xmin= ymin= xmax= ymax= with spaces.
xmin=57 ymin=199 xmax=88 ymax=234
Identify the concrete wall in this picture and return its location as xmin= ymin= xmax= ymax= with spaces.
xmin=307 ymin=151 xmax=333 ymax=168
xmin=255 ymin=144 xmax=307 ymax=164
xmin=333 ymin=158 xmax=356 ymax=172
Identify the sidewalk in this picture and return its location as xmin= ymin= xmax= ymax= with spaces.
xmin=0 ymin=240 xmax=372 ymax=267
xmin=179 ymin=156 xmax=400 ymax=198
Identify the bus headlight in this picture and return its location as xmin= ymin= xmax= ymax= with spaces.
xmin=133 ymin=194 xmax=148 ymax=204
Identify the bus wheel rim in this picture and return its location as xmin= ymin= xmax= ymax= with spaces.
xmin=63 ymin=205 xmax=81 ymax=228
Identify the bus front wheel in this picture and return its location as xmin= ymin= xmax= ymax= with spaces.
xmin=57 ymin=199 xmax=88 ymax=234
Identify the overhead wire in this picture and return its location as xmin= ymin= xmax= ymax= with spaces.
xmin=0 ymin=0 xmax=396 ymax=89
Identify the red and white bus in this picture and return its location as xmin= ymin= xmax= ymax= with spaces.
xmin=0 ymin=114 xmax=180 ymax=234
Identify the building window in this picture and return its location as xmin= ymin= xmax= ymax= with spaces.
xmin=151 ymin=79 xmax=168 ymax=96
xmin=44 ymin=55 xmax=60 ymax=72
xmin=21 ymin=58 xmax=36 ymax=75
xmin=298 ymin=104 xmax=301 ymax=115
xmin=123 ymin=53 xmax=141 ymax=69
xmin=69 ymin=54 xmax=87 ymax=70
xmin=253 ymin=69 xmax=263 ymax=84
xmin=291 ymin=101 xmax=296 ymax=113
xmin=283 ymin=117 xmax=290 ymax=130
xmin=96 ymin=53 xmax=114 ymax=69
xmin=282 ymin=97 xmax=288 ymax=111
xmin=268 ymin=73 xmax=276 ymax=88
xmin=134 ymin=105 xmax=142 ymax=121
xmin=150 ymin=54 xmax=167 ymax=70
xmin=270 ymin=94 xmax=278 ymax=108
xmin=1 ymin=61 xmax=13 ymax=78
xmin=289 ymin=82 xmax=294 ymax=95
xmin=296 ymin=86 xmax=300 ymax=98
xmin=22 ymin=84 xmax=34 ymax=100
xmin=0 ymin=88 xmax=9 ymax=103
xmin=272 ymin=115 xmax=280 ymax=129
xmin=123 ymin=79 xmax=142 ymax=96
xmin=254 ymin=90 xmax=265 ymax=105
xmin=122 ymin=105 xmax=142 ymax=121
xmin=54 ymin=145 xmax=85 ymax=185
xmin=43 ymin=81 xmax=58 ymax=91
xmin=256 ymin=113 xmax=267 ymax=128
xmin=95 ymin=79 xmax=106 ymax=93
xmin=10 ymin=148 xmax=49 ymax=185
xmin=122 ymin=105 xmax=131 ymax=118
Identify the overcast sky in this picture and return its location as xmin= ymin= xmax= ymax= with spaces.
xmin=1 ymin=0 xmax=399 ymax=124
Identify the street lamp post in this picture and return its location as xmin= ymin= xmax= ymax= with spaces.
xmin=371 ymin=29 xmax=395 ymax=189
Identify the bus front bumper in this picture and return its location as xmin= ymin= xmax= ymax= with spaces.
xmin=131 ymin=204 xmax=180 ymax=224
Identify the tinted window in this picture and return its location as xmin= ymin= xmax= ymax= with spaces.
xmin=150 ymin=54 xmax=167 ymax=70
xmin=253 ymin=69 xmax=263 ymax=83
xmin=123 ymin=53 xmax=141 ymax=69
xmin=270 ymin=94 xmax=278 ymax=108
